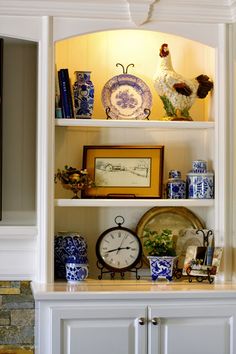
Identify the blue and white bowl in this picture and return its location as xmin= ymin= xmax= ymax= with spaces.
xmin=187 ymin=172 xmax=214 ymax=199
xmin=54 ymin=232 xmax=88 ymax=279
xmin=66 ymin=262 xmax=88 ymax=283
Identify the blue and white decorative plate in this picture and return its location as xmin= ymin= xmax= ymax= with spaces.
xmin=101 ymin=74 xmax=152 ymax=120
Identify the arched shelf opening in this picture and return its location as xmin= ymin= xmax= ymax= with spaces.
xmin=53 ymin=29 xmax=224 ymax=280
xmin=55 ymin=29 xmax=215 ymax=122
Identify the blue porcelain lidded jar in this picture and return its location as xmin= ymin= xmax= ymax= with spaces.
xmin=187 ymin=172 xmax=214 ymax=199
xmin=187 ymin=159 xmax=214 ymax=199
xmin=73 ymin=71 xmax=94 ymax=118
xmin=167 ymin=170 xmax=186 ymax=199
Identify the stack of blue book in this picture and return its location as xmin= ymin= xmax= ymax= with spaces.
xmin=58 ymin=68 xmax=74 ymax=118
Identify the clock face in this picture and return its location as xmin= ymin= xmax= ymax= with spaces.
xmin=96 ymin=227 xmax=142 ymax=271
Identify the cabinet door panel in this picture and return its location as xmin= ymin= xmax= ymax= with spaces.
xmin=51 ymin=306 xmax=147 ymax=354
xmin=160 ymin=317 xmax=230 ymax=354
xmin=149 ymin=305 xmax=235 ymax=354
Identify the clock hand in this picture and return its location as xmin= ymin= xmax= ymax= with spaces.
xmin=106 ymin=246 xmax=131 ymax=253
xmin=116 ymin=235 xmax=126 ymax=254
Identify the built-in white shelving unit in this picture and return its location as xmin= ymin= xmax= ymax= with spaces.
xmin=0 ymin=6 xmax=231 ymax=283
xmin=0 ymin=3 xmax=235 ymax=354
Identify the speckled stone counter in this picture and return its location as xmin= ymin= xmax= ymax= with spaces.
xmin=0 ymin=281 xmax=34 ymax=354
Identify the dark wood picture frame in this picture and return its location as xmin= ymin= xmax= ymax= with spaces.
xmin=82 ymin=145 xmax=164 ymax=198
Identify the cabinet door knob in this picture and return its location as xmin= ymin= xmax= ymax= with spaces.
xmin=151 ymin=317 xmax=160 ymax=325
xmin=138 ymin=317 xmax=145 ymax=325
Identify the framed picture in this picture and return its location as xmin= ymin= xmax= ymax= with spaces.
xmin=182 ymin=245 xmax=223 ymax=277
xmin=82 ymin=145 xmax=164 ymax=198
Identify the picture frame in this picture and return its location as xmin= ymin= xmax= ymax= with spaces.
xmin=82 ymin=145 xmax=164 ymax=198
xmin=182 ymin=245 xmax=223 ymax=277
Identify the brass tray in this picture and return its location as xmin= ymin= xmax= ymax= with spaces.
xmin=136 ymin=206 xmax=205 ymax=265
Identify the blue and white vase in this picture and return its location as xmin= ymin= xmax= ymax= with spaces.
xmin=73 ymin=71 xmax=94 ymax=118
xmin=166 ymin=170 xmax=186 ymax=199
xmin=148 ymin=256 xmax=177 ymax=281
xmin=187 ymin=172 xmax=214 ymax=199
xmin=54 ymin=232 xmax=88 ymax=279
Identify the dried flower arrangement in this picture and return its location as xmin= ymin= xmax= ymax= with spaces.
xmin=55 ymin=165 xmax=94 ymax=199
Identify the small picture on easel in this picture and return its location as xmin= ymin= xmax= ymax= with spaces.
xmin=182 ymin=245 xmax=223 ymax=277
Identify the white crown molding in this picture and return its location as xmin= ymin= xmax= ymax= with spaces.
xmin=0 ymin=0 xmax=129 ymax=20
xmin=151 ymin=0 xmax=233 ymax=23
xmin=127 ymin=0 xmax=157 ymax=25
xmin=0 ymin=0 xmax=234 ymax=24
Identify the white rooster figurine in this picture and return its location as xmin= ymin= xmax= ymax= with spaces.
xmin=154 ymin=43 xmax=213 ymax=120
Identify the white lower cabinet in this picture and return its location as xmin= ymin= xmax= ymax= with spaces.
xmin=50 ymin=305 xmax=147 ymax=354
xmin=36 ymin=297 xmax=236 ymax=354
xmin=148 ymin=304 xmax=234 ymax=354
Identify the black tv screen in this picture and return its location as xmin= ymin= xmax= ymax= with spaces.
xmin=0 ymin=38 xmax=3 ymax=220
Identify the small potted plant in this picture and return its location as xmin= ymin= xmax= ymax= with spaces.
xmin=55 ymin=165 xmax=94 ymax=199
xmin=142 ymin=228 xmax=177 ymax=281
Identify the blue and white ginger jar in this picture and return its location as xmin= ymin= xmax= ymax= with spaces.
xmin=73 ymin=71 xmax=94 ymax=118
xmin=54 ymin=232 xmax=88 ymax=279
xmin=166 ymin=170 xmax=186 ymax=199
xmin=187 ymin=172 xmax=214 ymax=199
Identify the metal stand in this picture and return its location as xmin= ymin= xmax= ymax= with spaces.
xmin=186 ymin=266 xmax=215 ymax=284
xmin=105 ymin=106 xmax=150 ymax=120
xmin=196 ymin=229 xmax=214 ymax=247
xmin=97 ymin=259 xmax=143 ymax=280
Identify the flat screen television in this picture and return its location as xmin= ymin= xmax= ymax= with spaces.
xmin=0 ymin=38 xmax=3 ymax=220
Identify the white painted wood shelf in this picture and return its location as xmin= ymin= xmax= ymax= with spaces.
xmin=54 ymin=198 xmax=214 ymax=207
xmin=55 ymin=118 xmax=215 ymax=129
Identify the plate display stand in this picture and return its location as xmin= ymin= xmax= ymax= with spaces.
xmin=105 ymin=106 xmax=151 ymax=120
xmin=186 ymin=266 xmax=215 ymax=284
